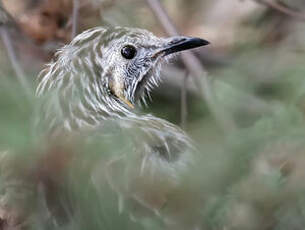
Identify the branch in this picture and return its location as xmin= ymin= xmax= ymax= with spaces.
xmin=71 ymin=0 xmax=80 ymax=38
xmin=145 ymin=0 xmax=236 ymax=132
xmin=180 ymin=71 xmax=188 ymax=129
xmin=0 ymin=4 xmax=32 ymax=97
xmin=0 ymin=27 xmax=32 ymax=97
xmin=255 ymin=0 xmax=305 ymax=21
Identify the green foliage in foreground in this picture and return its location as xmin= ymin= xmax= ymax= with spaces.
xmin=1 ymin=42 xmax=305 ymax=230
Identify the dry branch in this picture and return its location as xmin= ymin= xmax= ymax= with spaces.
xmin=145 ymin=0 xmax=236 ymax=132
xmin=0 ymin=2 xmax=31 ymax=96
xmin=71 ymin=0 xmax=80 ymax=38
xmin=255 ymin=0 xmax=305 ymax=21
xmin=0 ymin=27 xmax=32 ymax=97
xmin=180 ymin=71 xmax=188 ymax=129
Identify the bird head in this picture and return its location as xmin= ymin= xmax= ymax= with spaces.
xmin=91 ymin=27 xmax=209 ymax=108
xmin=37 ymin=27 xmax=209 ymax=128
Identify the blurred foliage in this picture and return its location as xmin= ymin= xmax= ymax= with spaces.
xmin=1 ymin=0 xmax=305 ymax=229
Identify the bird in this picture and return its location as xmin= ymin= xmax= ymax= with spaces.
xmin=35 ymin=26 xmax=210 ymax=228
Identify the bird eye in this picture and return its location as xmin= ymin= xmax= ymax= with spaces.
xmin=121 ymin=45 xmax=137 ymax=59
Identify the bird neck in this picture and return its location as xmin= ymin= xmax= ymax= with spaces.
xmin=37 ymin=86 xmax=137 ymax=132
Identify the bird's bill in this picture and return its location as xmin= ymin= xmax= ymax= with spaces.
xmin=155 ymin=36 xmax=210 ymax=57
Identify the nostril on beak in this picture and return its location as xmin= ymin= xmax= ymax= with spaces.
xmin=168 ymin=38 xmax=187 ymax=45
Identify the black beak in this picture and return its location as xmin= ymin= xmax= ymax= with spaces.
xmin=159 ymin=36 xmax=210 ymax=57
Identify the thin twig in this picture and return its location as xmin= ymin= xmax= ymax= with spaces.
xmin=145 ymin=0 xmax=205 ymax=90
xmin=180 ymin=71 xmax=188 ymax=129
xmin=71 ymin=0 xmax=80 ymax=38
xmin=255 ymin=0 xmax=305 ymax=21
xmin=0 ymin=27 xmax=31 ymax=97
xmin=145 ymin=0 xmax=236 ymax=132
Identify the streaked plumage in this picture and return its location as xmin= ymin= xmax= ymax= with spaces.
xmin=36 ymin=26 xmax=209 ymax=227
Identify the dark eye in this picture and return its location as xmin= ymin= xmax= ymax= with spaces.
xmin=121 ymin=45 xmax=137 ymax=59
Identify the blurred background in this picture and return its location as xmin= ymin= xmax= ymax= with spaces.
xmin=1 ymin=0 xmax=305 ymax=229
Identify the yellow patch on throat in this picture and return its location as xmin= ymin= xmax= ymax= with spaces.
xmin=110 ymin=75 xmax=134 ymax=109
xmin=117 ymin=95 xmax=134 ymax=109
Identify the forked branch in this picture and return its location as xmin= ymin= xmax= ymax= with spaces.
xmin=145 ymin=0 xmax=236 ymax=131
xmin=255 ymin=0 xmax=305 ymax=21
